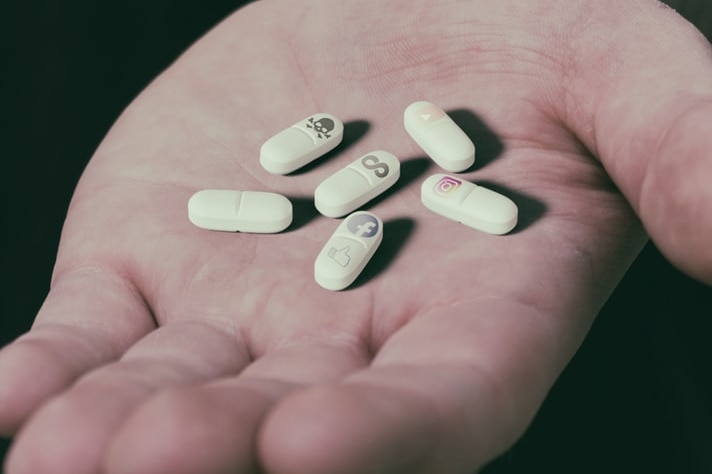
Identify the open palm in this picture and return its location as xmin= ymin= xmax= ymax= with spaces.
xmin=2 ymin=1 xmax=711 ymax=473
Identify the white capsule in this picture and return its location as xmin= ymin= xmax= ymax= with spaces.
xmin=421 ymin=174 xmax=517 ymax=235
xmin=188 ymin=189 xmax=292 ymax=233
xmin=404 ymin=101 xmax=475 ymax=172
xmin=260 ymin=113 xmax=344 ymax=175
xmin=314 ymin=211 xmax=383 ymax=291
xmin=314 ymin=151 xmax=400 ymax=218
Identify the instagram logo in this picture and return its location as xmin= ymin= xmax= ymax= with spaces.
xmin=434 ymin=176 xmax=462 ymax=195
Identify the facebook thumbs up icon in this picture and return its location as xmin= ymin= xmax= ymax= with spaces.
xmin=327 ymin=245 xmax=351 ymax=268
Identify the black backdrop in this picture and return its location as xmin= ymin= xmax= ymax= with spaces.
xmin=2 ymin=1 xmax=711 ymax=472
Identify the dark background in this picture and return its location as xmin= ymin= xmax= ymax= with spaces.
xmin=2 ymin=1 xmax=711 ymax=472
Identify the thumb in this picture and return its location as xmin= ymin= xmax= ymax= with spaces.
xmin=567 ymin=2 xmax=712 ymax=283
xmin=639 ymin=98 xmax=712 ymax=284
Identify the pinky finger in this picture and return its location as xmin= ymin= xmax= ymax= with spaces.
xmin=0 ymin=268 xmax=154 ymax=435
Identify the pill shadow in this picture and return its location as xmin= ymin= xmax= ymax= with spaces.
xmin=394 ymin=156 xmax=433 ymax=191
xmin=350 ymin=217 xmax=416 ymax=289
xmin=474 ymin=180 xmax=548 ymax=233
xmin=285 ymin=196 xmax=321 ymax=231
xmin=447 ymin=108 xmax=505 ymax=171
xmin=364 ymin=156 xmax=433 ymax=210
xmin=289 ymin=119 xmax=371 ymax=175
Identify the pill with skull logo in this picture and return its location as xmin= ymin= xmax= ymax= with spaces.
xmin=260 ymin=113 xmax=344 ymax=175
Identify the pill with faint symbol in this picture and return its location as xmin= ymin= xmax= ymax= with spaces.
xmin=421 ymin=174 xmax=517 ymax=235
xmin=314 ymin=150 xmax=400 ymax=218
xmin=188 ymin=189 xmax=292 ymax=233
xmin=260 ymin=113 xmax=344 ymax=175
xmin=404 ymin=101 xmax=475 ymax=172
xmin=314 ymin=211 xmax=383 ymax=291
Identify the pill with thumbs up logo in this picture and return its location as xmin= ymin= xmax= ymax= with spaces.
xmin=314 ymin=211 xmax=383 ymax=291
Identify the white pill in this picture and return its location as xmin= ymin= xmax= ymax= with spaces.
xmin=421 ymin=174 xmax=517 ymax=235
xmin=260 ymin=113 xmax=344 ymax=175
xmin=188 ymin=189 xmax=292 ymax=233
xmin=314 ymin=211 xmax=383 ymax=291
xmin=314 ymin=151 xmax=401 ymax=218
xmin=404 ymin=101 xmax=475 ymax=172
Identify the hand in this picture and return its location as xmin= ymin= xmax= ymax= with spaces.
xmin=2 ymin=1 xmax=711 ymax=473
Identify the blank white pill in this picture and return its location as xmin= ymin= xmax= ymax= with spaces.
xmin=404 ymin=101 xmax=475 ymax=172
xmin=314 ymin=211 xmax=383 ymax=290
xmin=188 ymin=189 xmax=292 ymax=233
xmin=260 ymin=113 xmax=344 ymax=175
xmin=421 ymin=174 xmax=517 ymax=235
xmin=314 ymin=150 xmax=400 ymax=218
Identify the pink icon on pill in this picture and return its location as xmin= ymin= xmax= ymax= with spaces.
xmin=434 ymin=176 xmax=462 ymax=195
xmin=415 ymin=104 xmax=446 ymax=125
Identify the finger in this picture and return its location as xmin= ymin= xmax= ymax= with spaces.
xmin=4 ymin=320 xmax=247 ymax=474
xmin=0 ymin=268 xmax=154 ymax=436
xmin=103 ymin=343 xmax=369 ymax=474
xmin=635 ymin=98 xmax=712 ymax=283
xmin=258 ymin=298 xmax=589 ymax=474
xmin=560 ymin=1 xmax=712 ymax=282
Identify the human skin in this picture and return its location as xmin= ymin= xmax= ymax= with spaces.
xmin=1 ymin=0 xmax=711 ymax=473
xmin=665 ymin=0 xmax=712 ymax=37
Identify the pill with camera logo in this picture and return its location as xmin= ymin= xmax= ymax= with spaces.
xmin=314 ymin=150 xmax=400 ymax=218
xmin=260 ymin=113 xmax=344 ymax=175
xmin=404 ymin=101 xmax=475 ymax=172
xmin=314 ymin=211 xmax=383 ymax=291
xmin=421 ymin=174 xmax=517 ymax=235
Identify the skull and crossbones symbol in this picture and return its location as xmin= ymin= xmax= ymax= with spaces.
xmin=306 ymin=116 xmax=335 ymax=139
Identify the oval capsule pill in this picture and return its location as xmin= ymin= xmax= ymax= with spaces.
xmin=188 ymin=189 xmax=292 ymax=233
xmin=260 ymin=113 xmax=344 ymax=175
xmin=314 ymin=150 xmax=400 ymax=218
xmin=420 ymin=174 xmax=517 ymax=235
xmin=314 ymin=211 xmax=383 ymax=291
xmin=404 ymin=101 xmax=475 ymax=172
